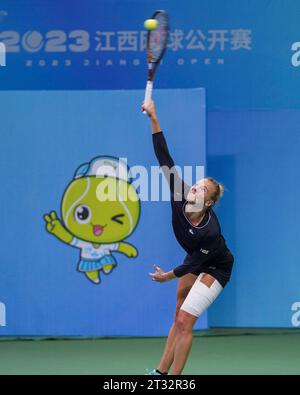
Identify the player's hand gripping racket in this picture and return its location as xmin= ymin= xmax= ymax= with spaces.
xmin=143 ymin=10 xmax=169 ymax=114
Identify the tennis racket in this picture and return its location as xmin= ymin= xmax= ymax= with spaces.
xmin=143 ymin=10 xmax=169 ymax=113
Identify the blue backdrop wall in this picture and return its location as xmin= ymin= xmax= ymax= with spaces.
xmin=208 ymin=110 xmax=300 ymax=327
xmin=1 ymin=0 xmax=300 ymax=331
xmin=0 ymin=88 xmax=207 ymax=336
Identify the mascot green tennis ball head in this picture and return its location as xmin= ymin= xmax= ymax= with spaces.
xmin=61 ymin=157 xmax=140 ymax=244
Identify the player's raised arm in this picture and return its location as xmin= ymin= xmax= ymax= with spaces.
xmin=142 ymin=100 xmax=189 ymax=199
xmin=142 ymin=100 xmax=174 ymax=167
xmin=142 ymin=100 xmax=162 ymax=134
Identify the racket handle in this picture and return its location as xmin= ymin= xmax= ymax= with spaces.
xmin=143 ymin=80 xmax=153 ymax=114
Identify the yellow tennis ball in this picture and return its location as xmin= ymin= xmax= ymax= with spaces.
xmin=144 ymin=19 xmax=158 ymax=30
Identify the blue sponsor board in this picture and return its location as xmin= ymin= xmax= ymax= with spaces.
xmin=1 ymin=0 xmax=300 ymax=109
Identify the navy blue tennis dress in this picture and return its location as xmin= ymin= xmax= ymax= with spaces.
xmin=152 ymin=131 xmax=233 ymax=287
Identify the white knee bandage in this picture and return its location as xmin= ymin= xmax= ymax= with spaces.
xmin=180 ymin=274 xmax=223 ymax=318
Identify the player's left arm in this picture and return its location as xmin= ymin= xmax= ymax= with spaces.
xmin=149 ymin=265 xmax=176 ymax=283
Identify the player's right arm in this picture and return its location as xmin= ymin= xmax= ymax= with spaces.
xmin=142 ymin=100 xmax=175 ymax=168
xmin=142 ymin=100 xmax=189 ymax=198
xmin=142 ymin=100 xmax=163 ymax=135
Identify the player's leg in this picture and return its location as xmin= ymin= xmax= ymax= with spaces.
xmin=170 ymin=310 xmax=196 ymax=375
xmin=171 ymin=273 xmax=223 ymax=375
xmin=156 ymin=272 xmax=197 ymax=374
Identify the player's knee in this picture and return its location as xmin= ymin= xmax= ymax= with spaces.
xmin=175 ymin=315 xmax=190 ymax=335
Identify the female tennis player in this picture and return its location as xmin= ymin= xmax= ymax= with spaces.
xmin=142 ymin=100 xmax=234 ymax=375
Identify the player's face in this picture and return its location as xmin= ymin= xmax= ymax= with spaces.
xmin=186 ymin=179 xmax=215 ymax=209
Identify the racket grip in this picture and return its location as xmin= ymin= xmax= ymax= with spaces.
xmin=143 ymin=80 xmax=153 ymax=114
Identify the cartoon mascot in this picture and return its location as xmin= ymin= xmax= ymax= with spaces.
xmin=44 ymin=156 xmax=140 ymax=284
